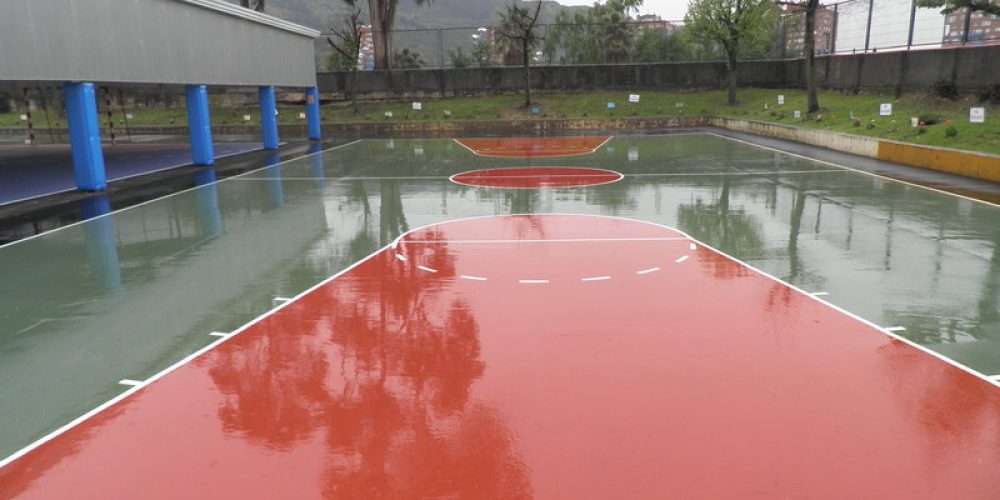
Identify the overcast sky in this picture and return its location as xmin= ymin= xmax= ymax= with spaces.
xmin=556 ymin=0 xmax=690 ymax=21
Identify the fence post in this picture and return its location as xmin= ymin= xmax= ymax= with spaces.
xmin=906 ymin=0 xmax=917 ymax=49
xmin=438 ymin=29 xmax=444 ymax=68
xmin=961 ymin=8 xmax=972 ymax=44
xmin=864 ymin=0 xmax=875 ymax=52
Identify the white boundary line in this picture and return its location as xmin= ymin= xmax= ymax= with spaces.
xmin=452 ymin=135 xmax=613 ymax=158
xmin=0 ymin=236 xmax=384 ymax=469
xmin=707 ymin=132 xmax=1000 ymax=209
xmin=449 ymin=166 xmax=624 ymax=190
xmin=3 ymin=212 xmax=998 ymax=471
xmin=400 ymin=237 xmax=687 ymax=244
xmin=0 ymin=140 xmax=364 ymax=250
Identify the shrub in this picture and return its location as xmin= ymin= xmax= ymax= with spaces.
xmin=978 ymin=84 xmax=1000 ymax=104
xmin=866 ymin=120 xmax=876 ymax=130
xmin=852 ymin=117 xmax=861 ymax=127
xmin=0 ymin=92 xmax=10 ymax=114
xmin=945 ymin=125 xmax=958 ymax=137
xmin=931 ymin=80 xmax=960 ymax=100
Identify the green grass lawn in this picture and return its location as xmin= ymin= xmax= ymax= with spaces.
xmin=3 ymin=88 xmax=998 ymax=155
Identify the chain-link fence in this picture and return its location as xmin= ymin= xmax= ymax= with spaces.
xmin=315 ymin=0 xmax=1000 ymax=71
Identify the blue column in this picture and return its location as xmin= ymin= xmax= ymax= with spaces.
xmin=306 ymin=87 xmax=321 ymax=141
xmin=259 ymin=86 xmax=279 ymax=150
xmin=64 ymin=82 xmax=107 ymax=191
xmin=185 ymin=85 xmax=215 ymax=166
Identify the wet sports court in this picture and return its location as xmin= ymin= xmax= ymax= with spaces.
xmin=2 ymin=133 xmax=1000 ymax=497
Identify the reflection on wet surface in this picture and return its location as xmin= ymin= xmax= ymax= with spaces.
xmin=2 ymin=134 xmax=1000 ymax=478
xmin=2 ymin=215 xmax=999 ymax=498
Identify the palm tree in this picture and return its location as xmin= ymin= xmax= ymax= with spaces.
xmin=341 ymin=0 xmax=434 ymax=70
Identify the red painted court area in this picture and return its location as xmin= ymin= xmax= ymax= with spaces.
xmin=450 ymin=167 xmax=623 ymax=189
xmin=455 ymin=136 xmax=610 ymax=157
xmin=3 ymin=215 xmax=1000 ymax=498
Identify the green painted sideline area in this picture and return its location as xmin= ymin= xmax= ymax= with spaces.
xmin=3 ymin=89 xmax=996 ymax=155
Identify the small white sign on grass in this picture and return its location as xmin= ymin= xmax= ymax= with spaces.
xmin=298 ymin=112 xmax=306 ymax=119
xmin=243 ymin=114 xmax=252 ymax=121
xmin=910 ymin=117 xmax=919 ymax=127
xmin=385 ymin=111 xmax=394 ymax=118
xmin=19 ymin=114 xmax=28 ymax=121
xmin=777 ymin=95 xmax=785 ymax=105
xmin=675 ymin=102 xmax=684 ymax=108
xmin=629 ymin=94 xmax=640 ymax=104
xmin=412 ymin=102 xmax=422 ymax=111
xmin=793 ymin=110 xmax=801 ymax=119
xmin=126 ymin=113 xmax=134 ymax=120
xmin=970 ymin=107 xmax=986 ymax=124
xmin=879 ymin=103 xmax=893 ymax=116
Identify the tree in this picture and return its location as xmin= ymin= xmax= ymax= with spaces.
xmin=546 ymin=0 xmax=643 ymax=64
xmin=685 ymin=0 xmax=780 ymax=105
xmin=472 ymin=39 xmax=497 ymax=67
xmin=393 ymin=48 xmax=426 ymax=69
xmin=779 ymin=1 xmax=820 ymax=112
xmin=917 ymin=0 xmax=1000 ymax=16
xmin=239 ymin=0 xmax=265 ymax=11
xmin=497 ymin=1 xmax=545 ymax=107
xmin=327 ymin=9 xmax=365 ymax=113
xmin=449 ymin=47 xmax=473 ymax=68
xmin=341 ymin=0 xmax=434 ymax=70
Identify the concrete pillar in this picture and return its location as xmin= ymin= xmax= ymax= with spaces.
xmin=64 ymin=82 xmax=107 ymax=191
xmin=306 ymin=87 xmax=321 ymax=141
xmin=185 ymin=85 xmax=215 ymax=166
xmin=259 ymin=86 xmax=279 ymax=150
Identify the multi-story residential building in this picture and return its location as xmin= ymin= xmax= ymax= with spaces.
xmin=781 ymin=4 xmax=837 ymax=56
xmin=943 ymin=3 xmax=1000 ymax=46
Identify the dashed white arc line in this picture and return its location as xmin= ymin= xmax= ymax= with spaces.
xmin=118 ymin=380 xmax=143 ymax=387
xmin=460 ymin=275 xmax=488 ymax=281
xmin=636 ymin=267 xmax=660 ymax=275
xmin=395 ymin=253 xmax=407 ymax=262
xmin=885 ymin=326 xmax=907 ymax=332
xmin=519 ymin=279 xmax=550 ymax=284
xmin=209 ymin=332 xmax=230 ymax=338
xmin=417 ymin=265 xmax=438 ymax=273
xmin=273 ymin=297 xmax=292 ymax=303
xmin=675 ymin=255 xmax=689 ymax=263
xmin=811 ymin=292 xmax=830 ymax=297
xmin=581 ymin=276 xmax=611 ymax=282
xmin=689 ymin=243 xmax=697 ymax=251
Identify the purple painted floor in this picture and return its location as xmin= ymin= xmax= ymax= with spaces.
xmin=0 ymin=143 xmax=261 ymax=206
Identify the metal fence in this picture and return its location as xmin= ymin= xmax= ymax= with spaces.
xmin=315 ymin=0 xmax=1000 ymax=70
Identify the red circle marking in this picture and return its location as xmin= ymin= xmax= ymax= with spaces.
xmin=450 ymin=167 xmax=623 ymax=189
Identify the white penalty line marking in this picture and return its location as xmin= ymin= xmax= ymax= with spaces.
xmin=581 ymin=276 xmax=611 ymax=282
xmin=885 ymin=326 xmax=907 ymax=332
xmin=519 ymin=279 xmax=550 ymax=284
xmin=417 ymin=265 xmax=438 ymax=273
xmin=400 ymin=237 xmax=688 ymax=244
xmin=675 ymin=255 xmax=689 ymax=263
xmin=637 ymin=267 xmax=661 ymax=275
xmin=453 ymin=136 xmax=614 ymax=158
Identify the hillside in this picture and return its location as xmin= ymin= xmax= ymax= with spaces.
xmin=240 ymin=0 xmax=589 ymax=31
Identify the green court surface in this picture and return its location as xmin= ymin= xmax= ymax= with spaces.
xmin=2 ymin=132 xmax=999 ymax=461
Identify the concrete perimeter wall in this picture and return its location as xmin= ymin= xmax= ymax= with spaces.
xmin=710 ymin=116 xmax=1000 ymax=183
xmin=318 ymin=45 xmax=1000 ymax=99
